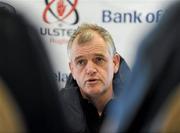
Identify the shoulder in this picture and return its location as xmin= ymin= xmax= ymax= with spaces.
xmin=59 ymin=87 xmax=86 ymax=115
xmin=59 ymin=87 xmax=80 ymax=103
xmin=58 ymin=87 xmax=88 ymax=132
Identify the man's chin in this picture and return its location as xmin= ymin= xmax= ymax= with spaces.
xmin=83 ymin=88 xmax=104 ymax=98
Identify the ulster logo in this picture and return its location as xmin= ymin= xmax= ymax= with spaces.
xmin=43 ymin=0 xmax=79 ymax=25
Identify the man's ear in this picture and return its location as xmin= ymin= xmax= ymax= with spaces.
xmin=69 ymin=62 xmax=76 ymax=80
xmin=113 ymin=53 xmax=120 ymax=74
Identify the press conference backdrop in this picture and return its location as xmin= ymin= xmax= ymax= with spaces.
xmin=0 ymin=0 xmax=176 ymax=89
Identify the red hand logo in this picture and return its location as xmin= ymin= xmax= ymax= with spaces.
xmin=43 ymin=0 xmax=78 ymax=24
xmin=57 ymin=0 xmax=66 ymax=16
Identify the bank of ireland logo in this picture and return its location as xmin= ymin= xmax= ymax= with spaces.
xmin=43 ymin=0 xmax=79 ymax=25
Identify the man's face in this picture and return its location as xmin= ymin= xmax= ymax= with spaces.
xmin=69 ymin=32 xmax=119 ymax=99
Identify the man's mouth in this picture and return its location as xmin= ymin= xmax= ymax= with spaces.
xmin=86 ymin=79 xmax=99 ymax=84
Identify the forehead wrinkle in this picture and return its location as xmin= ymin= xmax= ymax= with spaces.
xmin=72 ymin=50 xmax=109 ymax=63
xmin=73 ymin=44 xmax=108 ymax=57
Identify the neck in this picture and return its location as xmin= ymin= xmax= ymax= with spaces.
xmin=92 ymin=87 xmax=114 ymax=116
xmin=94 ymin=89 xmax=113 ymax=115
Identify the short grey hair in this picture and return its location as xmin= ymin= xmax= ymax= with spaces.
xmin=67 ymin=23 xmax=117 ymax=59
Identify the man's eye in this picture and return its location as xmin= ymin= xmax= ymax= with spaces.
xmin=95 ymin=57 xmax=105 ymax=64
xmin=77 ymin=60 xmax=86 ymax=66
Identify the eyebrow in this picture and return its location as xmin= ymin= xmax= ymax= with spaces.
xmin=94 ymin=53 xmax=106 ymax=58
xmin=74 ymin=56 xmax=84 ymax=62
xmin=74 ymin=54 xmax=106 ymax=61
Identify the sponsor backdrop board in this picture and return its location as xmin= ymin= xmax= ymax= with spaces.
xmin=0 ymin=0 xmax=176 ymax=89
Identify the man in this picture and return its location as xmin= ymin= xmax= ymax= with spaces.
xmin=59 ymin=23 xmax=130 ymax=133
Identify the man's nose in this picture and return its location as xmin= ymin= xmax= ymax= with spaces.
xmin=85 ymin=61 xmax=97 ymax=75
